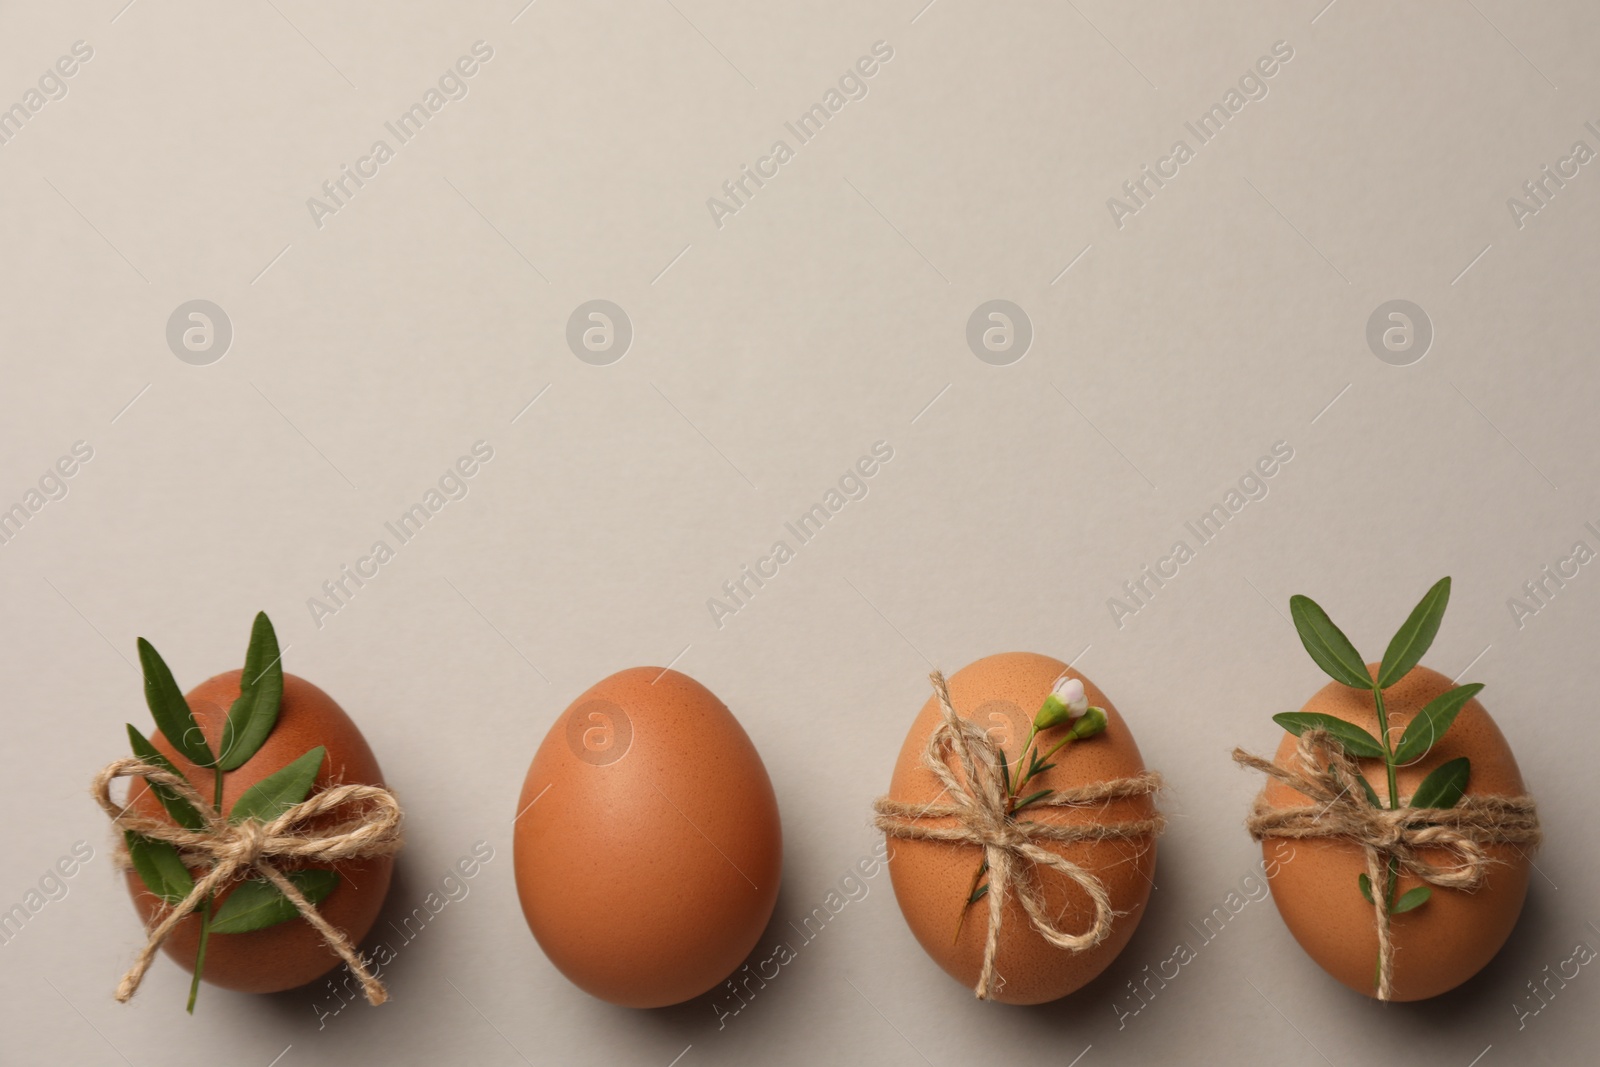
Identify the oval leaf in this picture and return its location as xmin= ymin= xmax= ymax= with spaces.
xmin=1289 ymin=595 xmax=1373 ymax=689
xmin=208 ymin=869 xmax=339 ymax=934
xmin=1357 ymin=872 xmax=1374 ymax=904
xmin=126 ymin=724 xmax=206 ymax=829
xmin=1392 ymin=683 xmax=1483 ymax=765
xmin=218 ymin=612 xmax=284 ymax=771
xmin=125 ymin=831 xmax=194 ymax=904
xmin=1273 ymin=712 xmax=1386 ymax=759
xmin=1390 ymin=885 xmax=1433 ymax=914
xmin=1409 ymin=756 xmax=1471 ymax=810
xmin=229 ymin=746 xmax=325 ymax=824
xmin=138 ymin=637 xmax=213 ymax=767
xmin=1378 ymin=577 xmax=1451 ymax=689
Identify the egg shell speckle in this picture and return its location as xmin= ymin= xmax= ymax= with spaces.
xmin=885 ymin=652 xmax=1158 ymax=1004
xmin=126 ymin=670 xmax=393 ymax=993
xmin=514 ymin=667 xmax=782 ymax=1008
xmin=1261 ymin=664 xmax=1531 ymax=1001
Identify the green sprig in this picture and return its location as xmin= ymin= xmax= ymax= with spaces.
xmin=951 ymin=676 xmax=1108 ymax=943
xmin=1278 ymin=577 xmax=1479 ymax=994
xmin=123 ymin=612 xmax=334 ymax=1013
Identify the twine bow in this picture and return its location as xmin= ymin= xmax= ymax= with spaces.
xmin=873 ymin=671 xmax=1164 ymax=1000
xmin=1233 ymin=728 xmax=1541 ymax=1000
xmin=93 ymin=757 xmax=404 ymax=1005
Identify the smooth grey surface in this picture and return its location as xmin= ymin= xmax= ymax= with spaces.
xmin=2 ymin=2 xmax=1597 ymax=1064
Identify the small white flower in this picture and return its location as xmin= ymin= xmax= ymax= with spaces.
xmin=1052 ymin=676 xmax=1089 ymax=719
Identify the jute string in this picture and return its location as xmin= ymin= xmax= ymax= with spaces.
xmin=1232 ymin=728 xmax=1541 ymax=1000
xmin=93 ymin=757 xmax=404 ymax=1005
xmin=873 ymin=671 xmax=1164 ymax=1000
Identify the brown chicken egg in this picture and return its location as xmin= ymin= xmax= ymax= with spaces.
xmin=514 ymin=667 xmax=782 ymax=1008
xmin=1261 ymin=664 xmax=1532 ymax=1001
xmin=126 ymin=671 xmax=393 ymax=993
xmin=884 ymin=652 xmax=1159 ymax=1004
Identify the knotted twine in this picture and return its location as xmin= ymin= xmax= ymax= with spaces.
xmin=873 ymin=671 xmax=1164 ymax=1000
xmin=1233 ymin=728 xmax=1541 ymax=1000
xmin=92 ymin=757 xmax=404 ymax=1005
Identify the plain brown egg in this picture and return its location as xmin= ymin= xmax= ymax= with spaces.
xmin=885 ymin=652 xmax=1159 ymax=1004
xmin=1261 ymin=664 xmax=1532 ymax=1001
xmin=514 ymin=667 xmax=782 ymax=1008
xmin=126 ymin=670 xmax=394 ymax=993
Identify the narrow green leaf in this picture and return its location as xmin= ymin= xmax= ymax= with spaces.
xmin=1273 ymin=712 xmax=1385 ymax=759
xmin=1032 ymin=762 xmax=1057 ymax=777
xmin=1357 ymin=872 xmax=1374 ymax=904
xmin=1409 ymin=756 xmax=1471 ymax=810
xmin=1012 ymin=789 xmax=1053 ymax=813
xmin=1392 ymin=684 xmax=1483 ymax=765
xmin=1377 ymin=577 xmax=1451 ymax=689
xmin=218 ymin=612 xmax=284 ymax=771
xmin=208 ymin=869 xmax=339 ymax=934
xmin=229 ymin=746 xmax=325 ymax=824
xmin=1289 ymin=594 xmax=1373 ymax=690
xmin=1390 ymin=885 xmax=1433 ymax=914
xmin=998 ymin=750 xmax=1011 ymax=796
xmin=126 ymin=724 xmax=205 ymax=830
xmin=1331 ymin=762 xmax=1384 ymax=808
xmin=137 ymin=637 xmax=213 ymax=767
xmin=1354 ymin=767 xmax=1383 ymax=808
xmin=125 ymin=831 xmax=194 ymax=904
xmin=968 ymin=882 xmax=989 ymax=906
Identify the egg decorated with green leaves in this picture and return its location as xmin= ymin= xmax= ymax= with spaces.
xmin=1262 ymin=665 xmax=1530 ymax=1000
xmin=1256 ymin=578 xmax=1535 ymax=1001
xmin=122 ymin=615 xmax=394 ymax=997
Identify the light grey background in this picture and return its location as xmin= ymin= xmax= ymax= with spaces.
xmin=2 ymin=1 xmax=1597 ymax=1064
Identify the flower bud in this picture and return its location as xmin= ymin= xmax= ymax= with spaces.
xmin=1033 ymin=676 xmax=1091 ymax=730
xmin=1068 ymin=706 xmax=1107 ymax=740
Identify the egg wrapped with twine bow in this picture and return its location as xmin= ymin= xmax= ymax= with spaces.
xmin=875 ymin=652 xmax=1163 ymax=1004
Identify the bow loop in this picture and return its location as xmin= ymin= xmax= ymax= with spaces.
xmin=93 ymin=756 xmax=404 ymax=1006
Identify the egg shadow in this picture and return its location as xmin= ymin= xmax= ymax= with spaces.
xmin=996 ymin=833 xmax=1194 ymax=1034
xmin=1342 ymin=872 xmax=1563 ymax=1035
xmin=250 ymin=850 xmax=425 ymax=1032
xmin=608 ymin=877 xmax=806 ymax=1045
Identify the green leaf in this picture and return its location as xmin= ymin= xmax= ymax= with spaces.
xmin=208 ymin=869 xmax=339 ymax=934
xmin=125 ymin=831 xmax=194 ymax=904
xmin=229 ymin=746 xmax=325 ymax=824
xmin=1357 ymin=872 xmax=1374 ymax=904
xmin=1356 ymin=769 xmax=1383 ymax=808
xmin=1273 ymin=712 xmax=1386 ymax=759
xmin=1331 ymin=762 xmax=1384 ymax=808
xmin=126 ymin=725 xmax=205 ymax=830
xmin=1391 ymin=885 xmax=1433 ymax=914
xmin=218 ymin=613 xmax=284 ymax=771
xmin=1289 ymin=594 xmax=1374 ymax=690
xmin=1012 ymin=789 xmax=1053 ymax=813
xmin=1409 ymin=756 xmax=1470 ymax=810
xmin=138 ymin=637 xmax=213 ymax=767
xmin=998 ymin=750 xmax=1011 ymax=796
xmin=1377 ymin=577 xmax=1451 ymax=689
xmin=968 ymin=882 xmax=989 ymax=906
xmin=1392 ymin=684 xmax=1483 ymax=765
